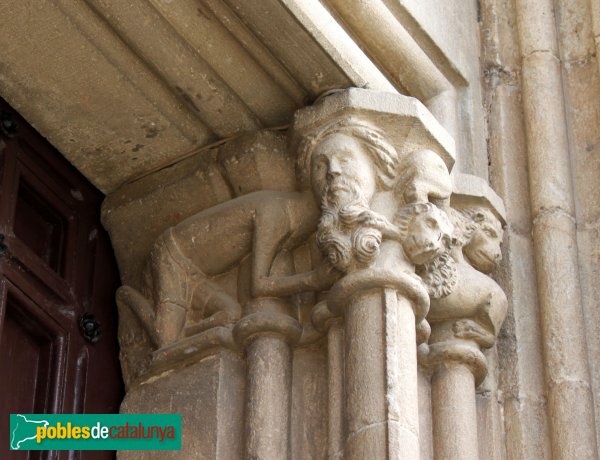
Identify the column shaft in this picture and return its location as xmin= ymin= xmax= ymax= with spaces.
xmin=344 ymin=289 xmax=387 ymax=459
xmin=385 ymin=291 xmax=420 ymax=459
xmin=327 ymin=321 xmax=345 ymax=459
xmin=431 ymin=362 xmax=479 ymax=460
xmin=514 ymin=0 xmax=598 ymax=457
xmin=245 ymin=335 xmax=292 ymax=459
xmin=344 ymin=289 xmax=420 ymax=459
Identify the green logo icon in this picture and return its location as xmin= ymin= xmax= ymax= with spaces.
xmin=9 ymin=414 xmax=181 ymax=451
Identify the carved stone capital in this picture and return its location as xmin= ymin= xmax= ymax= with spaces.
xmin=419 ymin=176 xmax=508 ymax=384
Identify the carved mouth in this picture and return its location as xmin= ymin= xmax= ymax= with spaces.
xmin=328 ymin=182 xmax=353 ymax=193
xmin=417 ymin=247 xmax=438 ymax=260
xmin=408 ymin=244 xmax=440 ymax=264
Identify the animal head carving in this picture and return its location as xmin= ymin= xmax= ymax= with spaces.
xmin=396 ymin=203 xmax=453 ymax=265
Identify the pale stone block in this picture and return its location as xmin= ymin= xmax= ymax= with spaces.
xmin=119 ymin=350 xmax=244 ymax=460
xmin=503 ymin=394 xmax=551 ymax=460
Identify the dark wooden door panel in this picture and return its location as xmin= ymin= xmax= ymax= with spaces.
xmin=0 ymin=98 xmax=123 ymax=460
xmin=0 ymin=278 xmax=67 ymax=416
xmin=14 ymin=176 xmax=69 ymax=274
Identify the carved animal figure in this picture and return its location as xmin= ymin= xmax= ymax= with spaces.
xmin=119 ymin=120 xmax=402 ymax=350
xmin=117 ymin=190 xmax=326 ymax=349
xmin=390 ymin=202 xmax=454 ymax=343
xmin=395 ymin=149 xmax=453 ymax=207
xmin=395 ymin=202 xmax=453 ymax=265
xmin=423 ymin=207 xmax=507 ymax=347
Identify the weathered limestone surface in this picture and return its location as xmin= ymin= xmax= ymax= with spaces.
xmin=514 ymin=0 xmax=599 ymax=458
xmin=554 ymin=0 xmax=600 ymax=454
xmin=104 ymin=88 xmax=512 ymax=459
xmin=1 ymin=0 xmax=596 ymax=457
xmin=119 ymin=350 xmax=244 ymax=460
xmin=480 ymin=0 xmax=552 ymax=458
xmin=0 ymin=0 xmax=491 ymax=193
xmin=0 ymin=0 xmax=397 ymax=193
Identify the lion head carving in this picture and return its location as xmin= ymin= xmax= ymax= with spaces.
xmin=395 ymin=202 xmax=453 ymax=265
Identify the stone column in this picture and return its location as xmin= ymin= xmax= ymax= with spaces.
xmin=422 ymin=202 xmax=508 ymax=460
xmin=328 ymin=269 xmax=429 ymax=460
xmin=514 ymin=0 xmax=599 ymax=457
xmin=427 ymin=339 xmax=487 ymax=460
xmin=312 ymin=300 xmax=345 ymax=460
xmin=289 ymin=87 xmax=456 ymax=459
xmin=233 ymin=302 xmax=302 ymax=460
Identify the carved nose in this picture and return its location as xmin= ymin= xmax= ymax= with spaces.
xmin=327 ymin=158 xmax=343 ymax=178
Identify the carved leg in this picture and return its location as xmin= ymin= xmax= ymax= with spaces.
xmin=201 ymin=281 xmax=241 ymax=319
xmin=116 ymin=286 xmax=161 ymax=347
xmin=453 ymin=318 xmax=495 ymax=348
xmin=185 ymin=279 xmax=241 ymax=336
xmin=148 ymin=230 xmax=199 ymax=347
xmin=154 ymin=301 xmax=188 ymax=348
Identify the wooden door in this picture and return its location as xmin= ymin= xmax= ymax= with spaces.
xmin=0 ymin=98 xmax=123 ymax=459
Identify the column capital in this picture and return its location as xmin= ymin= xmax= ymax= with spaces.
xmin=327 ymin=268 xmax=430 ymax=321
xmin=233 ymin=311 xmax=303 ymax=348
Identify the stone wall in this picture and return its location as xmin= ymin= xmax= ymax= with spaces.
xmin=0 ymin=0 xmax=598 ymax=458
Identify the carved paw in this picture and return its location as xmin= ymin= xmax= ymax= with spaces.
xmin=313 ymin=262 xmax=343 ymax=290
xmin=357 ymin=211 xmax=401 ymax=238
xmin=184 ymin=310 xmax=239 ymax=337
xmin=453 ymin=319 xmax=495 ymax=348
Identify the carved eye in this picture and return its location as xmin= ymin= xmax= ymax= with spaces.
xmin=484 ymin=228 xmax=497 ymax=238
xmin=314 ymin=157 xmax=327 ymax=171
xmin=338 ymin=154 xmax=352 ymax=164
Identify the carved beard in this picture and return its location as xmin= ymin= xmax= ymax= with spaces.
xmin=316 ymin=176 xmax=380 ymax=272
xmin=321 ymin=174 xmax=369 ymax=211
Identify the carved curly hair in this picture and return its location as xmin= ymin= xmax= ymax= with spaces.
xmin=418 ymin=206 xmax=503 ymax=298
xmin=449 ymin=207 xmax=502 ymax=248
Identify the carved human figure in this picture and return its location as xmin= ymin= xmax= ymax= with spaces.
xmin=118 ymin=118 xmax=401 ymax=349
xmin=422 ymin=206 xmax=507 ymax=348
xmin=296 ymin=118 xmax=402 ymax=273
xmin=117 ymin=190 xmax=325 ymax=349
